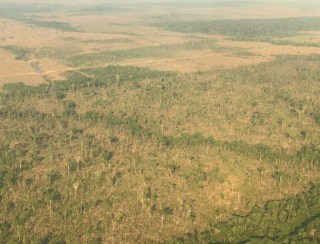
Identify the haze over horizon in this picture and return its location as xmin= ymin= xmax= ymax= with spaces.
xmin=0 ymin=0 xmax=319 ymax=4
xmin=1 ymin=0 xmax=320 ymax=12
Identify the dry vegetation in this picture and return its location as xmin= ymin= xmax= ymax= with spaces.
xmin=2 ymin=2 xmax=320 ymax=83
xmin=1 ymin=1 xmax=320 ymax=243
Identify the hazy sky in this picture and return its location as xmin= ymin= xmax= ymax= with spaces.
xmin=0 ymin=0 xmax=316 ymax=3
xmin=0 ymin=0 xmax=319 ymax=7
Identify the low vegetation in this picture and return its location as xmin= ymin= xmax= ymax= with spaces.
xmin=174 ymin=183 xmax=320 ymax=243
xmin=1 ymin=55 xmax=320 ymax=242
xmin=0 ymin=2 xmax=320 ymax=243
xmin=159 ymin=17 xmax=320 ymax=42
xmin=65 ymin=40 xmax=254 ymax=67
xmin=1 ymin=45 xmax=34 ymax=61
xmin=19 ymin=18 xmax=78 ymax=32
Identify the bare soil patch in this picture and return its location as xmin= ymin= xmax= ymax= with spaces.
xmin=254 ymin=45 xmax=320 ymax=56
xmin=0 ymin=49 xmax=44 ymax=85
xmin=123 ymin=50 xmax=267 ymax=73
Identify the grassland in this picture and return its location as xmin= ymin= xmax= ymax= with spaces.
xmin=0 ymin=1 xmax=320 ymax=243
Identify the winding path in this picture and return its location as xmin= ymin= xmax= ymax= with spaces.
xmin=0 ymin=51 xmax=254 ymax=79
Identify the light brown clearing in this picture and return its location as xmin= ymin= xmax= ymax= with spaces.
xmin=217 ymin=39 xmax=320 ymax=56
xmin=0 ymin=46 xmax=71 ymax=85
xmin=0 ymin=49 xmax=44 ymax=86
xmin=2 ymin=6 xmax=320 ymax=84
xmin=254 ymin=45 xmax=320 ymax=56
xmin=179 ymin=6 xmax=320 ymax=20
xmin=123 ymin=50 xmax=268 ymax=73
xmin=30 ymin=12 xmax=199 ymax=47
xmin=0 ymin=18 xmax=65 ymax=48
xmin=2 ymin=41 xmax=320 ymax=80
xmin=0 ymin=18 xmax=137 ymax=53
xmin=119 ymin=39 xmax=320 ymax=73
xmin=217 ymin=40 xmax=274 ymax=49
xmin=34 ymin=58 xmax=70 ymax=80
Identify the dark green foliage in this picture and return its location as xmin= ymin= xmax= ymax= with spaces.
xmin=66 ymin=46 xmax=174 ymax=66
xmin=310 ymin=106 xmax=320 ymax=125
xmin=0 ymin=3 xmax=66 ymax=17
xmin=159 ymin=17 xmax=320 ymax=41
xmin=111 ymin=172 xmax=122 ymax=185
xmin=162 ymin=207 xmax=174 ymax=215
xmin=272 ymin=170 xmax=287 ymax=183
xmin=79 ymin=4 xmax=124 ymax=14
xmin=50 ymin=66 xmax=175 ymax=93
xmin=1 ymin=46 xmax=33 ymax=60
xmin=66 ymin=40 xmax=252 ymax=67
xmin=173 ymin=184 xmax=320 ymax=243
xmin=165 ymin=133 xmax=289 ymax=163
xmin=63 ymin=101 xmax=77 ymax=116
xmin=34 ymin=46 xmax=82 ymax=59
xmin=19 ymin=18 xmax=78 ymax=32
xmin=297 ymin=144 xmax=320 ymax=164
xmin=270 ymin=39 xmax=320 ymax=48
xmin=109 ymin=136 xmax=119 ymax=143
xmin=43 ymin=188 xmax=62 ymax=202
xmin=102 ymin=151 xmax=113 ymax=161
xmin=46 ymin=170 xmax=62 ymax=184
xmin=67 ymin=159 xmax=78 ymax=173
xmin=84 ymin=111 xmax=103 ymax=122
xmin=168 ymin=164 xmax=180 ymax=174
xmin=82 ymin=38 xmax=133 ymax=43
xmin=1 ymin=82 xmax=47 ymax=101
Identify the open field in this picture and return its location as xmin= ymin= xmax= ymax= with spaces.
xmin=2 ymin=2 xmax=320 ymax=83
xmin=1 ymin=1 xmax=320 ymax=243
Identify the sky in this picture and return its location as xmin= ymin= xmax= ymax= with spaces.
xmin=0 ymin=0 xmax=319 ymax=7
xmin=0 ymin=0 xmax=315 ymax=3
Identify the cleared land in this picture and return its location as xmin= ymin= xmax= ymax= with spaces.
xmin=2 ymin=3 xmax=320 ymax=83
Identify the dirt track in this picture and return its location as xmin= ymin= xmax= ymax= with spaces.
xmin=0 ymin=51 xmax=259 ymax=79
xmin=1 ymin=44 xmax=319 ymax=80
